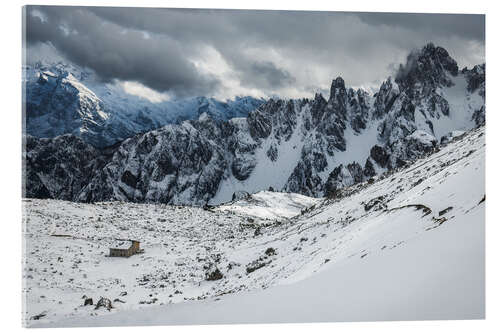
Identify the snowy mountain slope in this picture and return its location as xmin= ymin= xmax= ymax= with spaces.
xmin=24 ymin=61 xmax=265 ymax=147
xmin=24 ymin=43 xmax=485 ymax=205
xmin=25 ymin=125 xmax=484 ymax=326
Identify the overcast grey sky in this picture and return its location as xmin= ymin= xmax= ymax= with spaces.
xmin=24 ymin=6 xmax=485 ymax=101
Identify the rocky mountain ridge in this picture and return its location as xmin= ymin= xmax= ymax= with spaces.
xmin=24 ymin=43 xmax=485 ymax=205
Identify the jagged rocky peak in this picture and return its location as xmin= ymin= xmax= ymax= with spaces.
xmin=329 ymin=77 xmax=347 ymax=100
xmin=373 ymin=77 xmax=399 ymax=119
xmin=395 ymin=43 xmax=459 ymax=92
xmin=327 ymin=76 xmax=348 ymax=116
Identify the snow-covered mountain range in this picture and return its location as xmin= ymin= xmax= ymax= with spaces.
xmin=24 ymin=43 xmax=485 ymax=205
xmin=24 ymin=61 xmax=265 ymax=147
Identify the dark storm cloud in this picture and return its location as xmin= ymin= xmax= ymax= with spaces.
xmin=247 ymin=61 xmax=296 ymax=88
xmin=25 ymin=6 xmax=220 ymax=97
xmin=354 ymin=12 xmax=485 ymax=42
xmin=25 ymin=6 xmax=485 ymax=99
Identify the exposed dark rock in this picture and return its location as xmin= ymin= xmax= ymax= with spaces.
xmin=246 ymin=258 xmax=270 ymax=274
xmin=363 ymin=158 xmax=376 ymax=178
xmin=265 ymin=247 xmax=277 ymax=256
xmin=205 ymin=265 xmax=223 ymax=281
xmin=231 ymin=157 xmax=256 ymax=181
xmin=232 ymin=191 xmax=250 ymax=201
xmin=370 ymin=145 xmax=390 ymax=168
xmin=30 ymin=312 xmax=47 ymax=320
xmin=438 ymin=207 xmax=453 ymax=216
xmin=364 ymin=196 xmax=387 ymax=212
xmin=94 ymin=297 xmax=113 ymax=311
xmin=266 ymin=144 xmax=278 ymax=162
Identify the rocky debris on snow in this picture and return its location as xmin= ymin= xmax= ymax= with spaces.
xmin=364 ymin=196 xmax=387 ymax=212
xmin=139 ymin=298 xmax=158 ymax=305
xmin=246 ymin=260 xmax=270 ymax=274
xmin=438 ymin=207 xmax=453 ymax=216
xmin=388 ymin=204 xmax=432 ymax=217
xmin=30 ymin=312 xmax=47 ymax=320
xmin=227 ymin=261 xmax=241 ymax=270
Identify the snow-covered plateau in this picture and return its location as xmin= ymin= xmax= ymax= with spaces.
xmin=23 ymin=125 xmax=485 ymax=327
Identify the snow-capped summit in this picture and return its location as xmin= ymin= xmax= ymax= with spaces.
xmin=26 ymin=63 xmax=109 ymax=141
xmin=24 ymin=61 xmax=265 ymax=147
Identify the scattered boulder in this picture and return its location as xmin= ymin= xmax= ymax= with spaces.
xmin=232 ymin=190 xmax=250 ymax=201
xmin=83 ymin=297 xmax=93 ymax=306
xmin=94 ymin=297 xmax=113 ymax=311
xmin=205 ymin=265 xmax=224 ymax=281
xmin=246 ymin=260 xmax=268 ymax=274
xmin=203 ymin=203 xmax=215 ymax=211
xmin=265 ymin=247 xmax=277 ymax=256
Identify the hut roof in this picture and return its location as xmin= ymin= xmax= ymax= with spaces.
xmin=110 ymin=240 xmax=133 ymax=250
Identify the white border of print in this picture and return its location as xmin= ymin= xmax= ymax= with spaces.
xmin=1 ymin=1 xmax=498 ymax=333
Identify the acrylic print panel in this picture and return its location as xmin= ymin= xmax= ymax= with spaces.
xmin=22 ymin=5 xmax=485 ymax=327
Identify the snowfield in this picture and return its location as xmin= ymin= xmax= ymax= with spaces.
xmin=216 ymin=191 xmax=322 ymax=220
xmin=23 ymin=126 xmax=485 ymax=327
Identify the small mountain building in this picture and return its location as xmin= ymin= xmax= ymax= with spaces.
xmin=109 ymin=240 xmax=141 ymax=257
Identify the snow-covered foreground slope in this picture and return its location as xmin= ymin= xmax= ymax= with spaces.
xmin=24 ymin=126 xmax=484 ymax=327
xmin=51 ymin=207 xmax=484 ymax=326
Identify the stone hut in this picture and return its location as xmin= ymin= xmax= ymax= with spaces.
xmin=109 ymin=240 xmax=141 ymax=257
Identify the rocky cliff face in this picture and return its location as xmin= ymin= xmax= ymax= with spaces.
xmin=24 ymin=135 xmax=107 ymax=200
xmin=24 ymin=43 xmax=486 ymax=205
